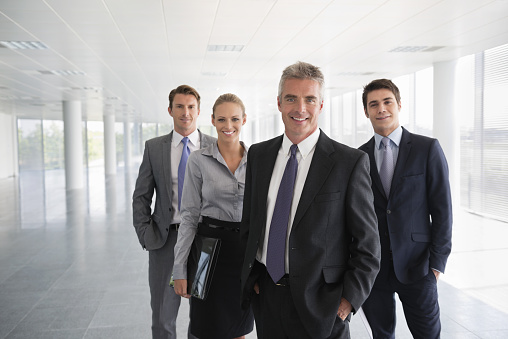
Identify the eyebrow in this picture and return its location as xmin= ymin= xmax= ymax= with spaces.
xmin=216 ymin=114 xmax=241 ymax=119
xmin=368 ymin=97 xmax=394 ymax=105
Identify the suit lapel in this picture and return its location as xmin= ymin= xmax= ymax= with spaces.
xmin=163 ymin=131 xmax=173 ymax=201
xmin=364 ymin=137 xmax=386 ymax=198
xmin=292 ymin=132 xmax=334 ymax=230
xmin=390 ymin=127 xmax=411 ymax=196
xmin=257 ymin=136 xmax=283 ymax=226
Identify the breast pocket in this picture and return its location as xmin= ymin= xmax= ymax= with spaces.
xmin=314 ymin=192 xmax=340 ymax=204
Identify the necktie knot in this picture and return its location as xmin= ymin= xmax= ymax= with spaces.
xmin=182 ymin=137 xmax=189 ymax=148
xmin=382 ymin=137 xmax=390 ymax=149
xmin=290 ymin=144 xmax=298 ymax=157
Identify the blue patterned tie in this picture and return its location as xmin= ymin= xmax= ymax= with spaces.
xmin=379 ymin=137 xmax=394 ymax=197
xmin=266 ymin=144 xmax=298 ymax=283
xmin=178 ymin=137 xmax=190 ymax=210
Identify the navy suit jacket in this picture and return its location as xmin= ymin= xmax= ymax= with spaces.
xmin=241 ymin=130 xmax=380 ymax=338
xmin=359 ymin=127 xmax=452 ymax=284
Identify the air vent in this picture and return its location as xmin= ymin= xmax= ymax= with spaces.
xmin=37 ymin=70 xmax=86 ymax=76
xmin=0 ymin=41 xmax=48 ymax=50
xmin=207 ymin=45 xmax=244 ymax=52
xmin=336 ymin=72 xmax=375 ymax=76
xmin=389 ymin=46 xmax=445 ymax=53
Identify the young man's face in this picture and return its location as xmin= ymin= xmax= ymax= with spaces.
xmin=364 ymin=88 xmax=401 ymax=137
xmin=168 ymin=94 xmax=200 ymax=136
xmin=278 ymin=78 xmax=323 ymax=144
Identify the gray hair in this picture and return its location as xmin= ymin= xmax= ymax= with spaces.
xmin=278 ymin=61 xmax=325 ymax=101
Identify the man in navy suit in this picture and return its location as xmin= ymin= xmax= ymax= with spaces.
xmin=359 ymin=79 xmax=453 ymax=339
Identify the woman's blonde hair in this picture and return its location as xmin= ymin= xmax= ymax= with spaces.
xmin=212 ymin=93 xmax=245 ymax=117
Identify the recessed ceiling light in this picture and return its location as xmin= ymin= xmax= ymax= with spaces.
xmin=207 ymin=45 xmax=244 ymax=52
xmin=0 ymin=41 xmax=48 ymax=50
xmin=336 ymin=72 xmax=375 ymax=76
xmin=37 ymin=70 xmax=86 ymax=76
xmin=389 ymin=46 xmax=445 ymax=53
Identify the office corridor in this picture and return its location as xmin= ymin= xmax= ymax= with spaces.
xmin=1 ymin=166 xmax=507 ymax=338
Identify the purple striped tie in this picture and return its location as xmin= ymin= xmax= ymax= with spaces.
xmin=379 ymin=137 xmax=394 ymax=197
xmin=266 ymin=144 xmax=298 ymax=283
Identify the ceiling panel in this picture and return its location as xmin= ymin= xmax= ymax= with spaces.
xmin=0 ymin=0 xmax=507 ymax=123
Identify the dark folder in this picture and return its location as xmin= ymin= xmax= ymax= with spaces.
xmin=187 ymin=235 xmax=221 ymax=300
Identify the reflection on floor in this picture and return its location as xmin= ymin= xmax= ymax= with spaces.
xmin=0 ymin=167 xmax=507 ymax=338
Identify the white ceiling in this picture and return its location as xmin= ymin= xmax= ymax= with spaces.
xmin=1 ymin=0 xmax=508 ymax=124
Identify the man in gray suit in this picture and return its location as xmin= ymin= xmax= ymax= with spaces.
xmin=240 ymin=62 xmax=380 ymax=339
xmin=132 ymin=85 xmax=216 ymax=339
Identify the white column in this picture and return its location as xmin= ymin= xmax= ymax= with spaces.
xmin=433 ymin=60 xmax=458 ymax=202
xmin=104 ymin=114 xmax=117 ymax=175
xmin=123 ymin=120 xmax=132 ymax=171
xmin=63 ymin=101 xmax=84 ymax=189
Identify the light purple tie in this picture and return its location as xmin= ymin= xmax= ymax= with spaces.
xmin=379 ymin=137 xmax=394 ymax=197
xmin=266 ymin=144 xmax=298 ymax=284
xmin=178 ymin=137 xmax=190 ymax=210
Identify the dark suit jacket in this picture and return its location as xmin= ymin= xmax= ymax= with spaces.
xmin=132 ymin=130 xmax=216 ymax=250
xmin=240 ymin=130 xmax=380 ymax=338
xmin=359 ymin=127 xmax=452 ymax=284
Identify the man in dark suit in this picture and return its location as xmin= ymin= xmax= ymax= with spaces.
xmin=359 ymin=79 xmax=453 ymax=339
xmin=240 ymin=61 xmax=381 ymax=339
xmin=132 ymin=85 xmax=216 ymax=339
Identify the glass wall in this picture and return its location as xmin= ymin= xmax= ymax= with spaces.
xmin=460 ymin=43 xmax=508 ymax=221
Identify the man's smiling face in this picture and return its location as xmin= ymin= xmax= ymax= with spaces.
xmin=278 ymin=78 xmax=323 ymax=144
xmin=365 ymin=88 xmax=401 ymax=137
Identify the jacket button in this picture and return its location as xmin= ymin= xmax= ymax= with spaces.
xmin=387 ymin=210 xmax=391 ymax=214
xmin=249 ymin=263 xmax=253 ymax=269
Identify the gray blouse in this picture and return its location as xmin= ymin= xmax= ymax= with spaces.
xmin=173 ymin=141 xmax=248 ymax=279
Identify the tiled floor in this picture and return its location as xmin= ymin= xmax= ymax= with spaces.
xmin=1 ymin=166 xmax=507 ymax=338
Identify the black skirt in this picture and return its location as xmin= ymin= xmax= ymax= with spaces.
xmin=190 ymin=217 xmax=254 ymax=338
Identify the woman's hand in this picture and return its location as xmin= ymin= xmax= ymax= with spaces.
xmin=174 ymin=279 xmax=190 ymax=298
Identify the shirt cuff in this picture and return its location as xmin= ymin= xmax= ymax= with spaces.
xmin=172 ymin=264 xmax=187 ymax=280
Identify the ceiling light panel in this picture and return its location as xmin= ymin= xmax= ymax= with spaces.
xmin=0 ymin=41 xmax=48 ymax=50
xmin=207 ymin=45 xmax=244 ymax=52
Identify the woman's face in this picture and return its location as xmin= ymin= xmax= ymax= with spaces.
xmin=211 ymin=102 xmax=246 ymax=144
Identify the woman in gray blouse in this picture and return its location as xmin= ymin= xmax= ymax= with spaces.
xmin=173 ymin=93 xmax=254 ymax=339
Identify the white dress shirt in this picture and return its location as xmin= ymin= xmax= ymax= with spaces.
xmin=257 ymin=129 xmax=320 ymax=274
xmin=170 ymin=129 xmax=200 ymax=224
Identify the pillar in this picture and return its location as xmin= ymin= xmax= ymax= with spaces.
xmin=433 ymin=60 xmax=459 ymax=202
xmin=63 ymin=100 xmax=84 ymax=189
xmin=123 ymin=120 xmax=132 ymax=171
xmin=104 ymin=114 xmax=117 ymax=175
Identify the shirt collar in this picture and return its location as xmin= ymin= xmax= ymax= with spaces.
xmin=204 ymin=141 xmax=249 ymax=168
xmin=282 ymin=128 xmax=320 ymax=159
xmin=374 ymin=125 xmax=402 ymax=149
xmin=172 ymin=129 xmax=199 ymax=147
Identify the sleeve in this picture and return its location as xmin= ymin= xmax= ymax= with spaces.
xmin=132 ymin=141 xmax=155 ymax=249
xmin=342 ymin=152 xmax=381 ymax=312
xmin=427 ymin=139 xmax=453 ymax=273
xmin=173 ymin=152 xmax=203 ymax=279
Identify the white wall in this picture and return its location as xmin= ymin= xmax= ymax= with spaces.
xmin=0 ymin=112 xmax=17 ymax=179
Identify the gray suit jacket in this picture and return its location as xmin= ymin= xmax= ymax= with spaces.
xmin=132 ymin=130 xmax=216 ymax=250
xmin=240 ymin=130 xmax=381 ymax=338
